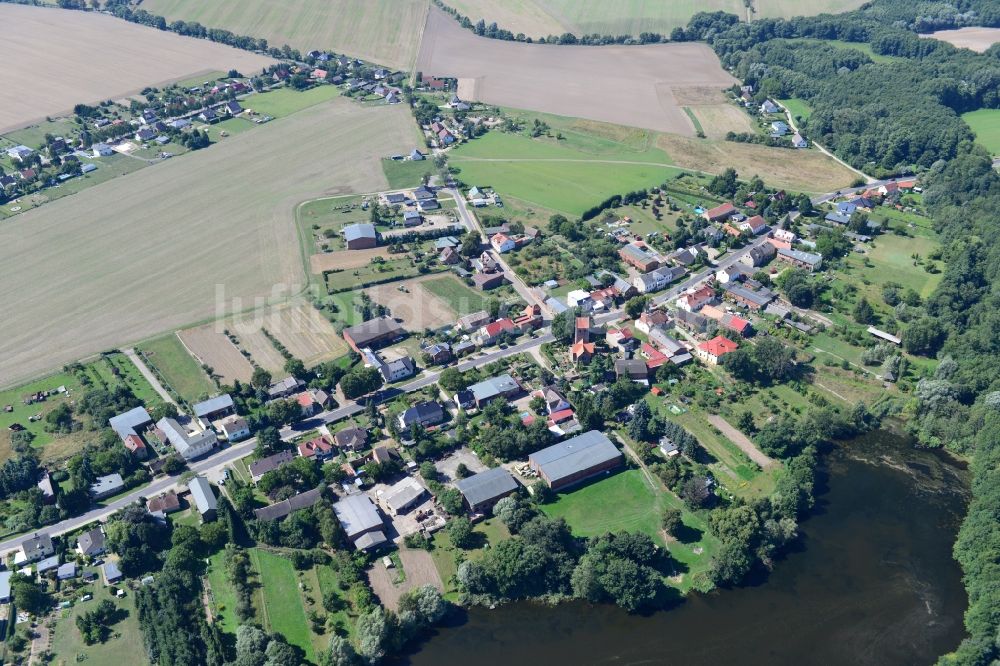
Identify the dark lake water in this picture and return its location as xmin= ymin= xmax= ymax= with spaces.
xmin=404 ymin=430 xmax=969 ymax=666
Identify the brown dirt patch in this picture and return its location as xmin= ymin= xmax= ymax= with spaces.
xmin=226 ymin=302 xmax=348 ymax=369
xmin=656 ymin=134 xmax=856 ymax=193
xmin=367 ymin=548 xmax=444 ymax=611
xmin=228 ymin=328 xmax=287 ymax=374
xmin=417 ymin=5 xmax=737 ymax=135
xmin=920 ymin=26 xmax=1000 ymax=52
xmin=0 ymin=4 xmax=273 ymax=132
xmin=310 ymin=247 xmax=390 ymax=273
xmin=364 ymin=275 xmax=457 ymax=330
xmin=178 ymin=325 xmax=254 ymax=385
xmin=671 ymin=86 xmax=728 ymax=106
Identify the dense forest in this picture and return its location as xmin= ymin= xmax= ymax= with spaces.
xmin=676 ymin=3 xmax=1000 ymax=664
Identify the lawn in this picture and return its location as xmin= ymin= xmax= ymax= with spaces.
xmin=962 ymin=109 xmax=1000 ymax=156
xmin=0 ymin=355 xmax=160 ymax=464
xmin=420 ymin=275 xmax=489 ymax=315
xmin=325 ymin=259 xmax=430 ymax=292
xmin=49 ymin=574 xmax=147 ymax=665
xmin=251 ymin=548 xmax=315 ymax=662
xmin=430 ymin=517 xmax=510 ymax=600
xmin=137 ymin=334 xmax=215 ymax=404
xmin=315 ymin=564 xmax=355 ymax=639
xmin=779 ymin=97 xmax=812 ymax=122
xmin=541 ymin=469 xmax=666 ymax=545
xmin=206 ymin=550 xmax=241 ymax=634
xmin=205 ymin=116 xmax=257 ymax=142
xmin=382 ymin=158 xmax=432 ymax=189
xmin=840 ymin=232 xmax=944 ymax=301
xmin=242 ymin=85 xmax=340 ymax=118
xmin=778 ymin=37 xmax=901 ymax=64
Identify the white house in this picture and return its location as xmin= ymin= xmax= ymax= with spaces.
xmin=220 ymin=416 xmax=251 ymax=442
xmin=6 ymin=145 xmax=33 ymax=162
xmin=157 ymin=417 xmax=217 ymax=460
xmin=566 ymin=289 xmax=592 ymax=309
xmin=92 ymin=143 xmax=114 ymax=157
xmin=490 ymin=233 xmax=515 ymax=253
xmin=773 ymin=228 xmax=796 ymax=243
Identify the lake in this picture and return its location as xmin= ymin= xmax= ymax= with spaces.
xmin=405 ymin=430 xmax=969 ymax=665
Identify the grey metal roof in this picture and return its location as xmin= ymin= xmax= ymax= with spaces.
xmin=103 ymin=561 xmax=122 ymax=580
xmin=109 ymin=406 xmax=152 ymax=439
xmin=343 ymin=317 xmax=403 ymax=347
xmin=0 ymin=571 xmax=11 ymax=600
xmin=188 ymin=477 xmax=217 ymax=515
xmin=529 ymin=431 xmax=622 ymax=485
xmin=157 ymin=417 xmax=217 ymax=457
xmin=353 ymin=530 xmax=388 ymax=550
xmin=334 ymin=494 xmax=383 ymax=539
xmin=89 ymin=473 xmax=124 ymax=497
xmin=254 ymin=487 xmax=323 ymax=521
xmin=725 ymin=284 xmax=775 ymax=307
xmin=468 ymin=374 xmax=518 ymax=403
xmin=77 ymin=528 xmax=104 ymax=555
xmin=400 ymin=400 xmax=444 ymax=427
xmin=193 ymin=394 xmax=233 ymax=418
xmin=57 ymin=562 xmax=77 ymax=579
xmin=456 ymin=467 xmax=517 ymax=508
xmin=343 ymin=223 xmax=377 ymax=242
xmin=249 ymin=450 xmax=295 ymax=479
xmin=383 ymin=477 xmax=426 ymax=513
xmin=778 ymin=248 xmax=822 ymax=266
xmin=37 ymin=554 xmax=60 ymax=572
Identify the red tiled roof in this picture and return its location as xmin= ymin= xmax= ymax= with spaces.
xmin=723 ymin=314 xmax=750 ymax=332
xmin=705 ymin=202 xmax=736 ymax=218
xmin=641 ymin=342 xmax=668 ymax=368
xmin=698 ymin=336 xmax=738 ymax=357
xmin=745 ymin=215 xmax=766 ymax=231
xmin=548 ymin=408 xmax=574 ymax=423
xmin=483 ymin=318 xmax=514 ymax=337
xmin=123 ymin=434 xmax=146 ymax=453
xmin=298 ymin=436 xmax=333 ymax=457
xmin=296 ymin=391 xmax=315 ymax=408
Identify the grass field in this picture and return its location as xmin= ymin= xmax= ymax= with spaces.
xmin=656 ymin=133 xmax=856 ymax=194
xmin=779 ymin=98 xmax=813 ymax=123
xmin=419 ymin=274 xmax=489 ymax=314
xmin=382 ymin=159 xmax=432 ymax=189
xmin=430 ymin=517 xmax=510 ymax=600
xmin=206 ymin=550 xmax=240 ymax=634
xmin=962 ymin=109 xmax=1000 ymax=156
xmin=0 ymin=355 xmax=162 ymax=464
xmin=251 ymin=548 xmax=315 ymax=662
xmin=542 ymin=469 xmax=667 ymax=545
xmin=49 ymin=575 xmax=147 ymax=666
xmin=243 ymin=85 xmax=340 ymax=118
xmin=0 ymin=4 xmax=273 ymax=133
xmin=445 ymin=0 xmax=865 ymax=39
xmin=0 ymin=98 xmax=420 ymax=387
xmin=142 ymin=0 xmax=428 ymax=70
xmin=137 ymin=334 xmax=216 ymax=404
xmin=451 ymin=131 xmax=681 ymax=215
xmin=777 ymin=37 xmax=900 ymax=64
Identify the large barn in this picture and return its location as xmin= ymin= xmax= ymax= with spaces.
xmin=528 ymin=430 xmax=623 ymax=491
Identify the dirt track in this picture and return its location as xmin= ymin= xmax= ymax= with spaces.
xmin=0 ymin=4 xmax=273 ymax=132
xmin=706 ymin=414 xmax=778 ymax=470
xmin=417 ymin=6 xmax=737 ymax=135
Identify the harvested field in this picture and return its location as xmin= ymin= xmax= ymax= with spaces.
xmin=229 ymin=328 xmax=287 ymax=375
xmin=365 ymin=275 xmax=457 ymax=330
xmin=443 ymin=0 xmax=866 ymax=39
xmin=310 ymin=247 xmax=391 ymax=274
xmin=417 ymin=6 xmax=737 ymax=135
xmin=921 ymin=27 xmax=1000 ymax=52
xmin=0 ymin=98 xmax=419 ymax=386
xmin=656 ymin=134 xmax=856 ymax=193
xmin=671 ymin=86 xmax=728 ymax=106
xmin=230 ymin=302 xmax=349 ymax=367
xmin=0 ymin=4 xmax=273 ymax=132
xmin=690 ymin=105 xmax=754 ymax=138
xmin=178 ymin=325 xmax=254 ymax=385
xmin=142 ymin=0 xmax=429 ymax=70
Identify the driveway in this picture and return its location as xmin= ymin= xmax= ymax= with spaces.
xmin=706 ymin=414 xmax=777 ymax=470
